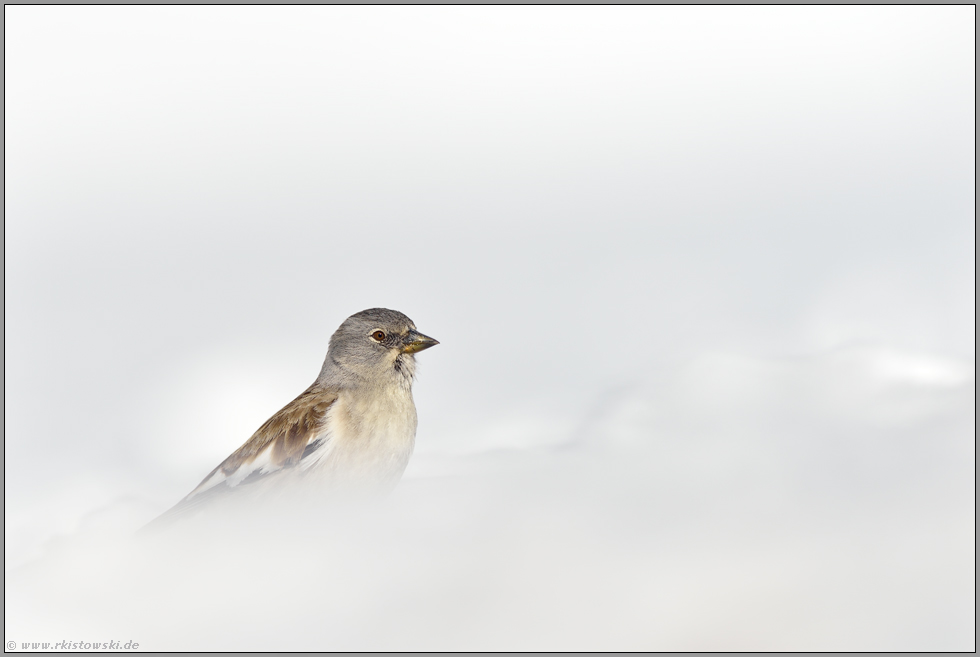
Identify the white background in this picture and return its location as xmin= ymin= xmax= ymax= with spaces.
xmin=5 ymin=6 xmax=975 ymax=650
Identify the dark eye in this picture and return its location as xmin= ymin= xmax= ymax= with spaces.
xmin=371 ymin=330 xmax=386 ymax=342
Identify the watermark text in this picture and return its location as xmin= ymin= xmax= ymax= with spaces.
xmin=7 ymin=640 xmax=140 ymax=651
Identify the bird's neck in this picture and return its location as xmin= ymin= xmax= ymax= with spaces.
xmin=318 ymin=353 xmax=416 ymax=391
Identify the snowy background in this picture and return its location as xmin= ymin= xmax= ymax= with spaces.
xmin=5 ymin=6 xmax=975 ymax=651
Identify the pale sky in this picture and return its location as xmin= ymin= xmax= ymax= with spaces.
xmin=4 ymin=6 xmax=975 ymax=650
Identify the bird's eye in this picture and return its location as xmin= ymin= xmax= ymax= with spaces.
xmin=371 ymin=330 xmax=386 ymax=342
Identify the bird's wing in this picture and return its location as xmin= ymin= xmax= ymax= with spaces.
xmin=145 ymin=383 xmax=339 ymax=528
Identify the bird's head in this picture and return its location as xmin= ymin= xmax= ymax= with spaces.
xmin=323 ymin=308 xmax=439 ymax=385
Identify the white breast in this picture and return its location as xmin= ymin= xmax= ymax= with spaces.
xmin=300 ymin=384 xmax=418 ymax=492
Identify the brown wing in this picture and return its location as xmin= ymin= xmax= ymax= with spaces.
xmin=142 ymin=382 xmax=338 ymax=530
xmin=200 ymin=383 xmax=337 ymax=485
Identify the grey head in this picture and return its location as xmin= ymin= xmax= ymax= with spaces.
xmin=318 ymin=308 xmax=439 ymax=388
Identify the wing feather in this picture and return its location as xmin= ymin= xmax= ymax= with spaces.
xmin=142 ymin=382 xmax=339 ymax=530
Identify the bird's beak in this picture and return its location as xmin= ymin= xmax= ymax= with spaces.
xmin=402 ymin=330 xmax=439 ymax=354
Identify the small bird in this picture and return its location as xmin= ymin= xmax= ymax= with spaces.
xmin=145 ymin=308 xmax=438 ymax=529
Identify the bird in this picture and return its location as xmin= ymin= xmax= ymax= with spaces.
xmin=143 ymin=308 xmax=439 ymax=530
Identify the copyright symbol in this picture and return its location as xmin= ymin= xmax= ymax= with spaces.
xmin=6 ymin=640 xmax=16 ymax=650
